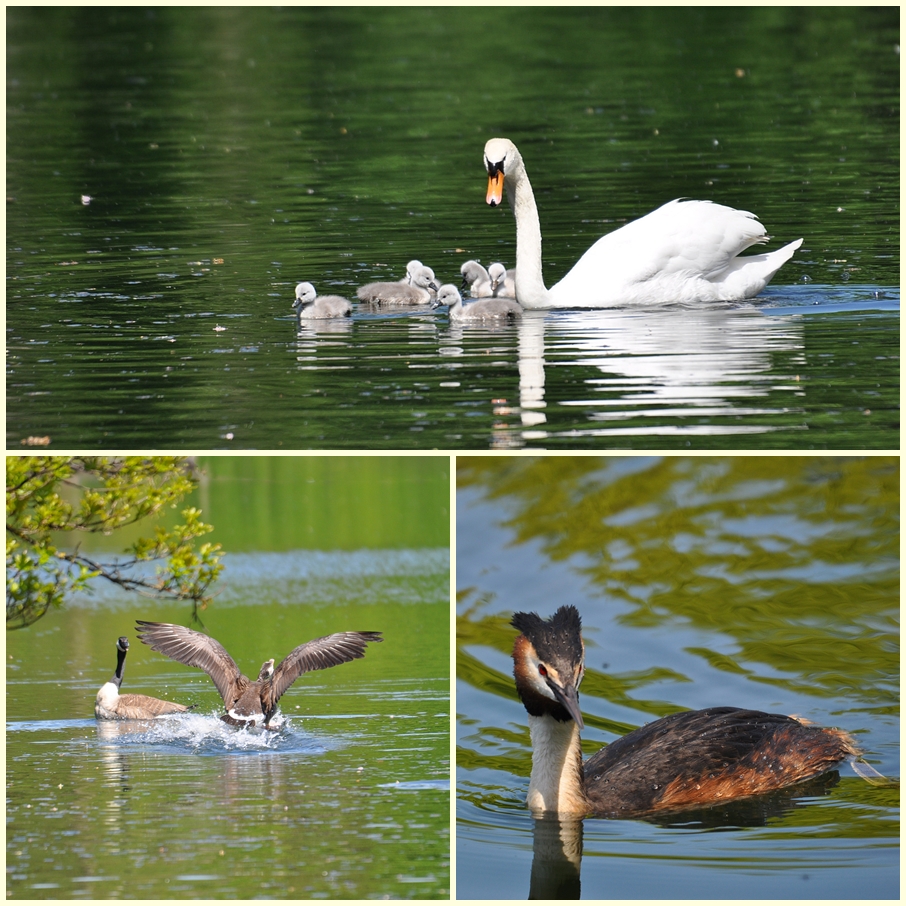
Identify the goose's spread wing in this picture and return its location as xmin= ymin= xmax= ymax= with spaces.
xmin=268 ymin=631 xmax=383 ymax=709
xmin=136 ymin=621 xmax=245 ymax=706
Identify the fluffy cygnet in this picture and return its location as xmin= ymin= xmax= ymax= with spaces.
xmin=293 ymin=282 xmax=352 ymax=319
xmin=487 ymin=262 xmax=516 ymax=297
xmin=432 ymin=284 xmax=522 ymax=321
xmin=460 ymin=260 xmax=516 ymax=297
xmin=357 ymin=262 xmax=438 ymax=305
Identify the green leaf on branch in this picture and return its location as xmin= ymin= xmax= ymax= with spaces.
xmin=6 ymin=456 xmax=223 ymax=629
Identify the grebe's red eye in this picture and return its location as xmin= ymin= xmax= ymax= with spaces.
xmin=538 ymin=665 xmax=548 ymax=676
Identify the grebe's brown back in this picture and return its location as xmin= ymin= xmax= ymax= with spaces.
xmin=511 ymin=605 xmax=859 ymax=818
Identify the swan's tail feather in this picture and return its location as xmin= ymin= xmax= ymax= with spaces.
xmin=718 ymin=237 xmax=803 ymax=299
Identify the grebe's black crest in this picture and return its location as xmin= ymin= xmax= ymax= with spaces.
xmin=511 ymin=605 xmax=584 ymax=668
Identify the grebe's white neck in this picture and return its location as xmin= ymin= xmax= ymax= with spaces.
xmin=526 ymin=712 xmax=588 ymax=815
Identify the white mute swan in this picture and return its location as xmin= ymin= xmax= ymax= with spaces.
xmin=432 ymin=284 xmax=522 ymax=321
xmin=357 ymin=261 xmax=438 ymax=305
xmin=293 ymin=283 xmax=352 ymax=319
xmin=484 ymin=137 xmax=803 ymax=309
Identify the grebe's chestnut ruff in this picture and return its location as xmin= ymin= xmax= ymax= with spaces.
xmin=512 ymin=605 xmax=865 ymax=817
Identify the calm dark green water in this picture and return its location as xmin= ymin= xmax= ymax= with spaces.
xmin=456 ymin=456 xmax=899 ymax=899
xmin=6 ymin=8 xmax=899 ymax=449
xmin=6 ymin=457 xmax=451 ymax=899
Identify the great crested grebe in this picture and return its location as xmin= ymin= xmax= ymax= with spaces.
xmin=95 ymin=637 xmax=192 ymax=720
xmin=136 ymin=621 xmax=382 ymax=728
xmin=511 ymin=605 xmax=862 ymax=817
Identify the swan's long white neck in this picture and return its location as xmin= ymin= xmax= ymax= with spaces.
xmin=506 ymin=159 xmax=552 ymax=310
xmin=526 ymin=712 xmax=588 ymax=815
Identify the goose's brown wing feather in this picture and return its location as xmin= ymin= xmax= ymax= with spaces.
xmin=116 ymin=694 xmax=191 ymax=718
xmin=136 ymin=621 xmax=247 ymax=707
xmin=267 ymin=631 xmax=383 ymax=711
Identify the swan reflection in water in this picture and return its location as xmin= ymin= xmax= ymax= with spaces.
xmin=506 ymin=303 xmax=806 ymax=445
xmin=431 ymin=301 xmax=804 ymax=448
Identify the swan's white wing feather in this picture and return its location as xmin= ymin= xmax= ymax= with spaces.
xmin=550 ymin=199 xmax=789 ymax=305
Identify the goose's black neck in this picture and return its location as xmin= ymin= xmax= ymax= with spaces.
xmin=112 ymin=638 xmax=128 ymax=688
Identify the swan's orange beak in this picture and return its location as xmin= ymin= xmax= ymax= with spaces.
xmin=486 ymin=171 xmax=504 ymax=207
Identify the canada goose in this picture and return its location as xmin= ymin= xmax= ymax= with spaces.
xmin=95 ymin=636 xmax=191 ymax=720
xmin=136 ymin=621 xmax=383 ymax=728
xmin=292 ymin=283 xmax=353 ymax=319
xmin=357 ymin=261 xmax=439 ymax=305
xmin=432 ymin=284 xmax=522 ymax=321
xmin=460 ymin=260 xmax=516 ymax=298
xmin=483 ymin=137 xmax=802 ymax=308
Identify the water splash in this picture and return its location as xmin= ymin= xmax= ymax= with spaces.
xmin=93 ymin=711 xmax=333 ymax=756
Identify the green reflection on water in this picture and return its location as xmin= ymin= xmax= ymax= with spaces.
xmin=191 ymin=455 xmax=450 ymax=551
xmin=6 ymin=7 xmax=898 ymax=449
xmin=458 ymin=455 xmax=897 ymax=698
xmin=7 ymin=6 xmax=898 ymax=284
xmin=52 ymin=455 xmax=450 ymax=555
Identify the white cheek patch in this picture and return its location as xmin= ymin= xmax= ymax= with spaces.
xmin=527 ymin=654 xmax=560 ymax=703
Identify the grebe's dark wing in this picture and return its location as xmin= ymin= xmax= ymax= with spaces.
xmin=584 ymin=707 xmax=761 ymax=780
xmin=583 ymin=707 xmax=855 ymax=816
